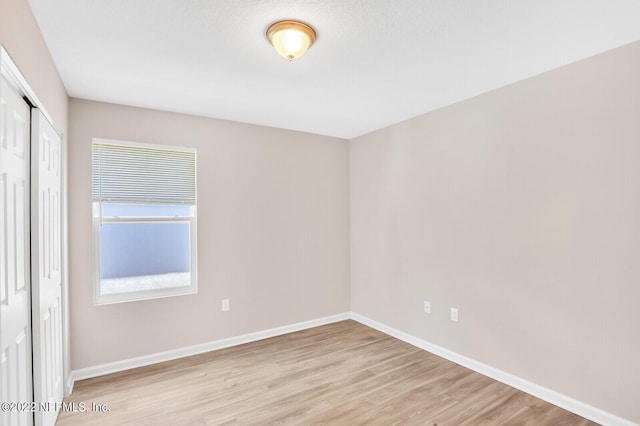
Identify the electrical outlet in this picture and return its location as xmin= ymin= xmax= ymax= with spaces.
xmin=424 ymin=301 xmax=431 ymax=313
xmin=450 ymin=307 xmax=459 ymax=322
xmin=222 ymin=299 xmax=230 ymax=312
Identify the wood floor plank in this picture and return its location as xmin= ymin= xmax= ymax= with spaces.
xmin=56 ymin=320 xmax=596 ymax=425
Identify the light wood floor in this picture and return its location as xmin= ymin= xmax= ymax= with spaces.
xmin=57 ymin=320 xmax=596 ymax=425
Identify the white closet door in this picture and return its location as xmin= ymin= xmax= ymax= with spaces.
xmin=0 ymin=75 xmax=33 ymax=425
xmin=31 ymin=111 xmax=63 ymax=426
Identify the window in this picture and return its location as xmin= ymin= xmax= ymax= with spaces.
xmin=92 ymin=138 xmax=197 ymax=304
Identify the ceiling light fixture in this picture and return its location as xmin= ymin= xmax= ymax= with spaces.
xmin=266 ymin=20 xmax=316 ymax=61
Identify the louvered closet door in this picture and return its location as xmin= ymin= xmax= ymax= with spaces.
xmin=0 ymin=75 xmax=33 ymax=426
xmin=31 ymin=111 xmax=63 ymax=426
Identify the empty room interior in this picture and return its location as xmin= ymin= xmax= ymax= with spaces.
xmin=1 ymin=0 xmax=639 ymax=425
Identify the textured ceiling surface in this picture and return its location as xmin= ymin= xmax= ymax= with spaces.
xmin=28 ymin=0 xmax=640 ymax=139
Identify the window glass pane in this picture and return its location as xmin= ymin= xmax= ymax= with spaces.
xmin=101 ymin=203 xmax=192 ymax=217
xmin=99 ymin=222 xmax=191 ymax=295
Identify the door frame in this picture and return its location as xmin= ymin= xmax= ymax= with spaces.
xmin=1 ymin=45 xmax=70 ymax=396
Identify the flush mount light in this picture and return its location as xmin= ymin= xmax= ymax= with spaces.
xmin=266 ymin=20 xmax=316 ymax=61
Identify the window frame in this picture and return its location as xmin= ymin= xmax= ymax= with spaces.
xmin=92 ymin=138 xmax=197 ymax=305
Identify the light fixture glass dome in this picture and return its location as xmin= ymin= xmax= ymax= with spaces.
xmin=266 ymin=20 xmax=316 ymax=61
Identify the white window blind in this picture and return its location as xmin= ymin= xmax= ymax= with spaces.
xmin=92 ymin=139 xmax=196 ymax=205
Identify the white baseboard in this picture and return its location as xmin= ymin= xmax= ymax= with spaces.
xmin=68 ymin=310 xmax=634 ymax=426
xmin=350 ymin=312 xmax=636 ymax=426
xmin=65 ymin=374 xmax=74 ymax=397
xmin=71 ymin=312 xmax=350 ymax=382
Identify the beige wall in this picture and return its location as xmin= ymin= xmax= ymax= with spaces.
xmin=0 ymin=0 xmax=68 ymax=129
xmin=68 ymin=99 xmax=350 ymax=369
xmin=1 ymin=0 xmax=70 ymax=385
xmin=350 ymin=40 xmax=640 ymax=422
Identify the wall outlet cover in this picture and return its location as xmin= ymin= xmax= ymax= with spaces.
xmin=450 ymin=307 xmax=459 ymax=322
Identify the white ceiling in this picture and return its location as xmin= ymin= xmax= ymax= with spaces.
xmin=28 ymin=0 xmax=640 ymax=139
